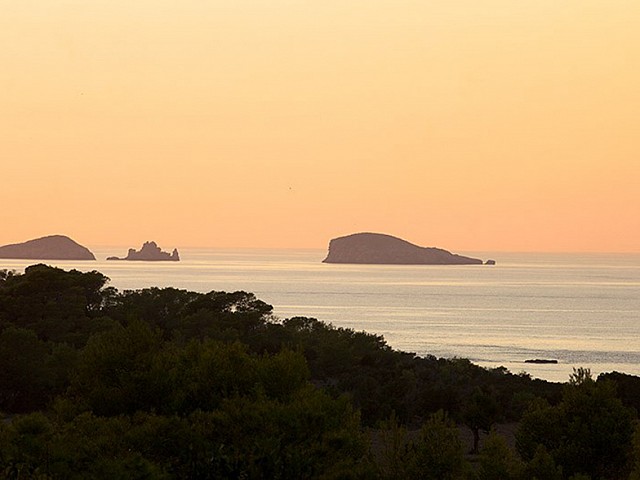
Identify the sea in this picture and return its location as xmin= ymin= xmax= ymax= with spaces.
xmin=2 ymin=248 xmax=639 ymax=383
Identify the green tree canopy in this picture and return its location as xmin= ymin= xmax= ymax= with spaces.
xmin=517 ymin=368 xmax=635 ymax=479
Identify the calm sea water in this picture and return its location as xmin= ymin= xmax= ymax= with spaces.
xmin=3 ymin=249 xmax=639 ymax=383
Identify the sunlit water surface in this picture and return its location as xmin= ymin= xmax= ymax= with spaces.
xmin=3 ymin=249 xmax=639 ymax=383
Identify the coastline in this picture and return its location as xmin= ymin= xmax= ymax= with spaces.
xmin=2 ymin=248 xmax=639 ymax=383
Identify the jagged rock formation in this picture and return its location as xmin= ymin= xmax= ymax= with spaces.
xmin=107 ymin=241 xmax=180 ymax=261
xmin=0 ymin=235 xmax=96 ymax=260
xmin=322 ymin=233 xmax=483 ymax=265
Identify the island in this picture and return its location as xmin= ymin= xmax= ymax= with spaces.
xmin=107 ymin=241 xmax=180 ymax=261
xmin=0 ymin=235 xmax=96 ymax=260
xmin=322 ymin=232 xmax=484 ymax=265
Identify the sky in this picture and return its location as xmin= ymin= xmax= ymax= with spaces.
xmin=1 ymin=1 xmax=639 ymax=251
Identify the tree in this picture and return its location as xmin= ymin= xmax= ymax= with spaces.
xmin=0 ymin=328 xmax=51 ymax=412
xmin=598 ymin=371 xmax=640 ymax=415
xmin=462 ymin=387 xmax=499 ymax=454
xmin=412 ymin=410 xmax=467 ymax=480
xmin=0 ymin=412 xmax=53 ymax=479
xmin=629 ymin=424 xmax=640 ymax=480
xmin=0 ymin=264 xmax=113 ymax=346
xmin=478 ymin=430 xmax=523 ymax=480
xmin=374 ymin=412 xmax=417 ymax=480
xmin=524 ymin=444 xmax=563 ymax=480
xmin=517 ymin=368 xmax=635 ymax=479
xmin=0 ymin=269 xmax=17 ymax=284
xmin=70 ymin=320 xmax=165 ymax=416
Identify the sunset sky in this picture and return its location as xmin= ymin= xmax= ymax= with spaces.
xmin=2 ymin=1 xmax=639 ymax=251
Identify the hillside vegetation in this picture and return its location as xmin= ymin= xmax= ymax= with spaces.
xmin=0 ymin=265 xmax=638 ymax=479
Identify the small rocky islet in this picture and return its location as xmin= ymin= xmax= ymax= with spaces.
xmin=107 ymin=241 xmax=180 ymax=262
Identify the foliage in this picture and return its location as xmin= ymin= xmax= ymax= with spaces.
xmin=517 ymin=369 xmax=635 ymax=479
xmin=373 ymin=411 xmax=467 ymax=480
xmin=524 ymin=444 xmax=563 ymax=480
xmin=0 ymin=328 xmax=51 ymax=412
xmin=477 ymin=430 xmax=523 ymax=480
xmin=598 ymin=371 xmax=640 ymax=415
xmin=412 ymin=410 xmax=467 ymax=480
xmin=373 ymin=412 xmax=416 ymax=480
xmin=0 ymin=264 xmax=114 ymax=346
xmin=0 ymin=265 xmax=636 ymax=479
xmin=629 ymin=423 xmax=640 ymax=480
xmin=461 ymin=387 xmax=499 ymax=454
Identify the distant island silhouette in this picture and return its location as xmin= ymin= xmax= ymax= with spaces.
xmin=107 ymin=241 xmax=180 ymax=262
xmin=323 ymin=232 xmax=485 ymax=265
xmin=0 ymin=235 xmax=95 ymax=260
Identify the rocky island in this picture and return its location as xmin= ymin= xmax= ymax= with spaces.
xmin=323 ymin=232 xmax=484 ymax=265
xmin=0 ymin=235 xmax=96 ymax=260
xmin=107 ymin=241 xmax=180 ymax=262
xmin=525 ymin=359 xmax=559 ymax=364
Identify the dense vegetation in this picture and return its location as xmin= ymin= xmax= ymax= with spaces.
xmin=0 ymin=265 xmax=638 ymax=479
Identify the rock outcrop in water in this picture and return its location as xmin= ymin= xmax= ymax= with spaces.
xmin=107 ymin=241 xmax=180 ymax=261
xmin=323 ymin=232 xmax=483 ymax=265
xmin=0 ymin=235 xmax=96 ymax=260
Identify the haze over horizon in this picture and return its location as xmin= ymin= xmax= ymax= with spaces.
xmin=2 ymin=1 xmax=639 ymax=252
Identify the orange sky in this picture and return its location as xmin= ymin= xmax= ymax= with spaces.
xmin=1 ymin=1 xmax=639 ymax=251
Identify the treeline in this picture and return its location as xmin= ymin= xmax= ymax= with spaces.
xmin=0 ymin=265 xmax=638 ymax=479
